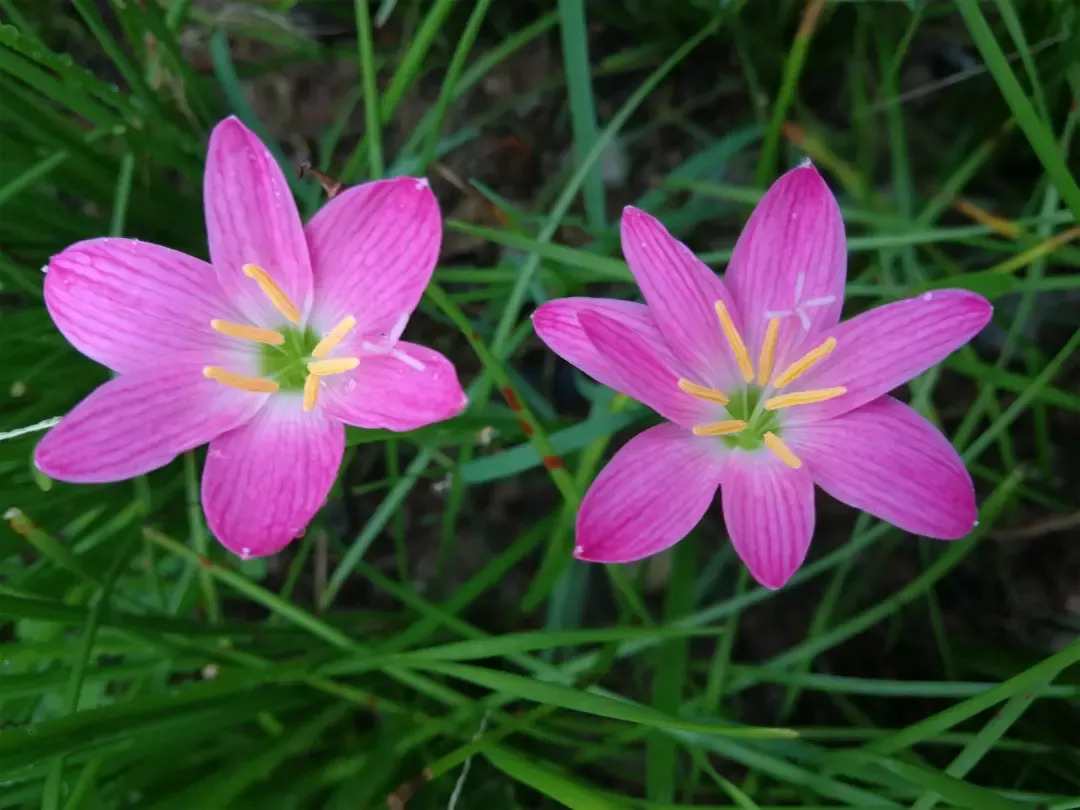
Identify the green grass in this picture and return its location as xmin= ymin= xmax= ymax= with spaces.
xmin=2 ymin=1 xmax=1080 ymax=808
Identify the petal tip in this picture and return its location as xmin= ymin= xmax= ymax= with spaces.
xmin=620 ymin=205 xmax=663 ymax=238
xmin=210 ymin=115 xmax=250 ymax=141
xmin=750 ymin=568 xmax=794 ymax=590
xmin=572 ymin=543 xmax=621 ymax=563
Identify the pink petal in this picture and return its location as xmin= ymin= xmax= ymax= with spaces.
xmin=201 ymin=397 xmax=345 ymax=557
xmin=575 ymin=423 xmax=725 ymax=563
xmin=44 ymin=239 xmax=239 ymax=374
xmin=204 ymin=117 xmax=313 ymax=328
xmin=531 ymin=297 xmax=684 ymax=391
xmin=724 ymin=163 xmax=846 ymax=367
xmin=305 ymin=177 xmax=441 ymax=335
xmin=578 ymin=311 xmax=715 ymax=426
xmin=785 ymin=290 xmax=993 ymax=423
xmin=35 ymin=364 xmax=268 ymax=483
xmin=720 ymin=451 xmax=815 ymax=589
xmin=620 ymin=207 xmax=744 ymax=387
xmin=319 ymin=342 xmax=467 ymax=432
xmin=785 ymin=396 xmax=977 ymax=539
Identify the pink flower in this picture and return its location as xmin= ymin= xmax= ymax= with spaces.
xmin=533 ymin=164 xmax=991 ymax=589
xmin=35 ymin=117 xmax=467 ymax=558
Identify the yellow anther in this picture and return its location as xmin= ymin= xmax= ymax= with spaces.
xmin=203 ymin=366 xmax=279 ymax=394
xmin=307 ymin=357 xmax=360 ymax=376
xmin=210 ymin=319 xmax=285 ymax=346
xmin=714 ymin=300 xmax=754 ymax=382
xmin=302 ymin=374 xmax=319 ymax=412
xmin=242 ymin=263 xmax=301 ymax=324
xmin=773 ymin=337 xmax=837 ymax=388
xmin=691 ymin=419 xmax=747 ymax=437
xmin=677 ymin=378 xmax=729 ymax=404
xmin=311 ymin=315 xmax=357 ymax=359
xmin=757 ymin=317 xmax=781 ymax=386
xmin=764 ymin=387 xmax=847 ymax=410
xmin=763 ymin=432 xmax=802 ymax=469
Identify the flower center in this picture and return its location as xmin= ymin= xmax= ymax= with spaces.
xmin=202 ymin=263 xmax=358 ymax=412
xmin=676 ymin=301 xmax=847 ymax=468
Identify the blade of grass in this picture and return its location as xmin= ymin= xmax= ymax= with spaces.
xmin=754 ymin=0 xmax=827 ymax=185
xmin=557 ymin=0 xmax=605 ymax=230
xmin=352 ymin=0 xmax=383 ymax=178
xmin=955 ymin=0 xmax=1080 ymax=220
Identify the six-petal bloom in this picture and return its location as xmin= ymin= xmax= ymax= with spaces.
xmin=35 ymin=117 xmax=467 ymax=557
xmin=533 ymin=163 xmax=992 ymax=589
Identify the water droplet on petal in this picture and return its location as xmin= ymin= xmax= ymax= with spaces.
xmin=240 ymin=547 xmax=252 ymax=560
xmin=920 ymin=292 xmax=933 ymax=301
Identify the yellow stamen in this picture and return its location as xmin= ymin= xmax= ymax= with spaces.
xmin=763 ymin=431 xmax=802 ymax=469
xmin=242 ymin=263 xmax=301 ymax=324
xmin=203 ymin=366 xmax=279 ymax=394
xmin=307 ymin=357 xmax=360 ymax=376
xmin=302 ymin=374 xmax=319 ymax=412
xmin=773 ymin=337 xmax=837 ymax=388
xmin=691 ymin=419 xmax=748 ymax=437
xmin=210 ymin=319 xmax=285 ymax=346
xmin=311 ymin=315 xmax=357 ymax=359
xmin=764 ymin=387 xmax=847 ymax=410
xmin=677 ymin=378 xmax=729 ymax=404
xmin=714 ymin=300 xmax=754 ymax=382
xmin=756 ymin=317 xmax=781 ymax=386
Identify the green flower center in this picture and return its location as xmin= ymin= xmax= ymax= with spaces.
xmin=719 ymin=386 xmax=781 ymax=451
xmin=673 ymin=299 xmax=851 ymax=468
xmin=260 ymin=326 xmax=321 ymax=391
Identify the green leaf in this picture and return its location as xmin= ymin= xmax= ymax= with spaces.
xmin=406 ymin=660 xmax=795 ymax=738
xmin=484 ymin=746 xmax=622 ymax=810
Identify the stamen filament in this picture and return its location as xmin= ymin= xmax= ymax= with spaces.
xmin=692 ymin=419 xmax=747 ymax=437
xmin=757 ymin=317 xmax=781 ymax=386
xmin=714 ymin=300 xmax=754 ymax=382
xmin=773 ymin=337 xmax=837 ymax=388
xmin=203 ymin=366 xmax=279 ymax=393
xmin=764 ymin=387 xmax=847 ymax=410
xmin=763 ymin=432 xmax=802 ymax=469
xmin=311 ymin=316 xmax=357 ymax=359
xmin=678 ymin=378 xmax=729 ymax=404
xmin=210 ymin=319 xmax=284 ymax=346
xmin=307 ymin=357 xmax=360 ymax=376
xmin=242 ymin=263 xmax=301 ymax=324
xmin=302 ymin=374 xmax=319 ymax=412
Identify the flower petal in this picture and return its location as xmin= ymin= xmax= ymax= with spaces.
xmin=724 ymin=163 xmax=846 ymax=367
xmin=575 ymin=423 xmax=725 ymax=563
xmin=306 ymin=177 xmax=441 ymax=335
xmin=720 ymin=450 xmax=815 ymax=589
xmin=204 ymin=117 xmax=313 ymax=328
xmin=44 ymin=238 xmax=240 ymax=373
xmin=319 ymin=342 xmax=467 ymax=432
xmin=785 ymin=290 xmax=993 ymax=423
xmin=202 ymin=397 xmax=344 ymax=557
xmin=578 ymin=310 xmax=715 ymax=426
xmin=35 ymin=364 xmax=268 ymax=483
xmin=785 ymin=396 xmax=977 ymax=539
xmin=531 ymin=297 xmax=683 ymax=391
xmin=621 ymin=206 xmax=743 ymax=386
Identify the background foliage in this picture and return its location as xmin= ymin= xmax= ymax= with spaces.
xmin=2 ymin=0 xmax=1079 ymax=807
